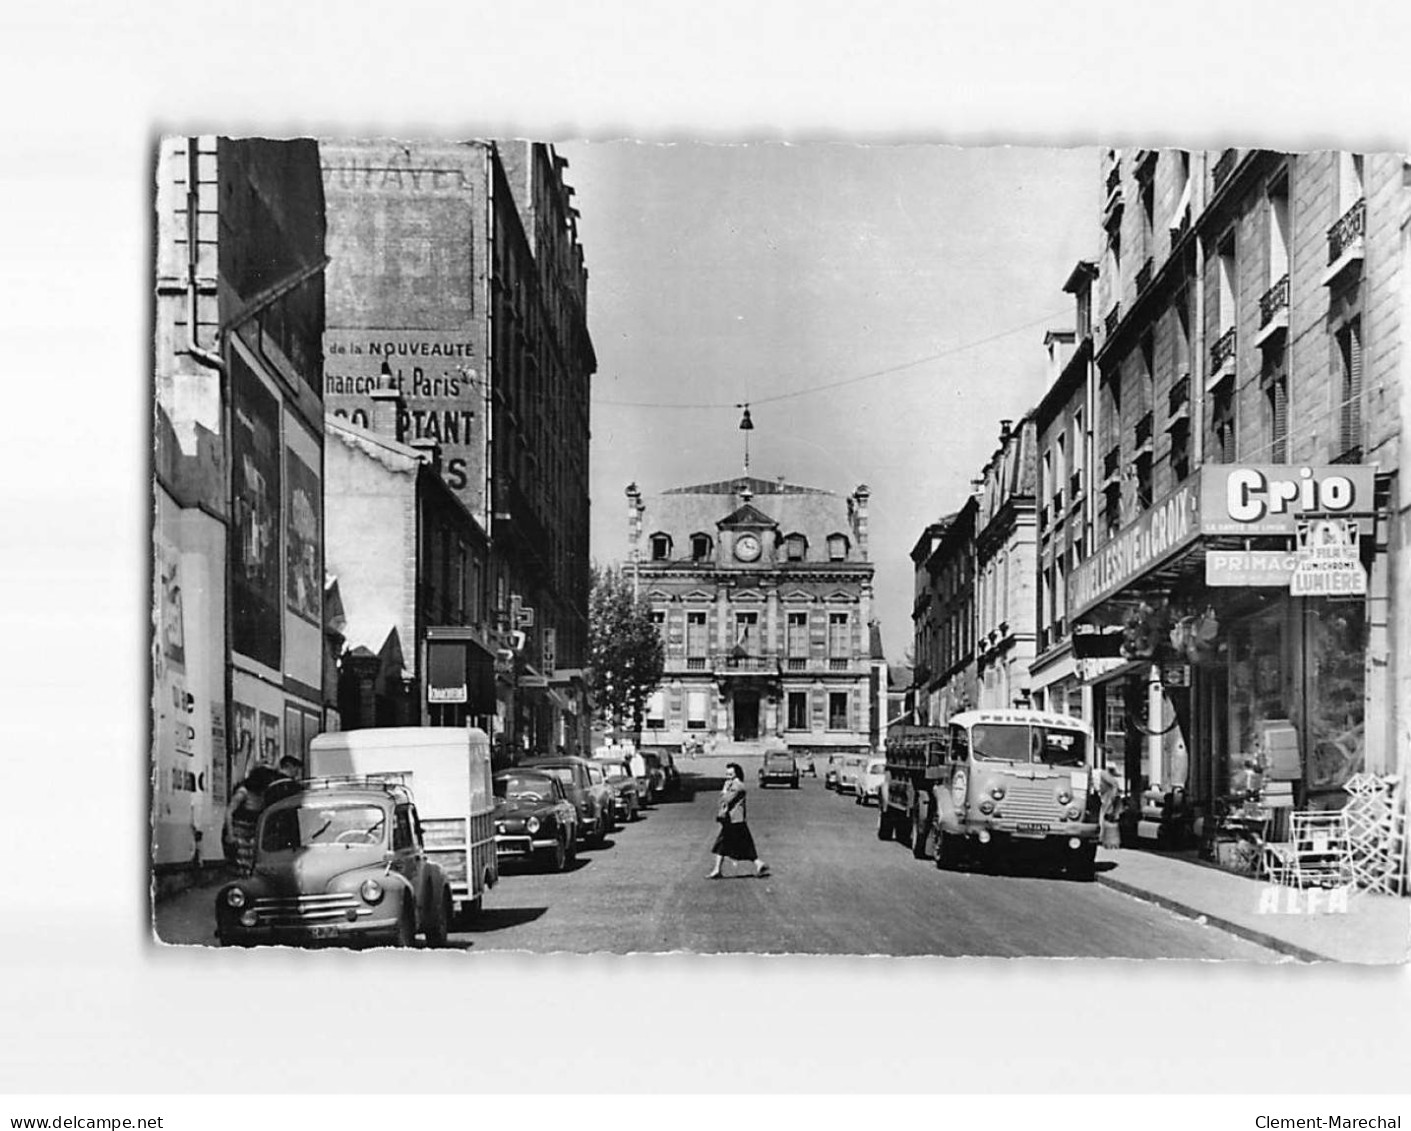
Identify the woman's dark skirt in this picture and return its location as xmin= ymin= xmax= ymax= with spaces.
xmin=711 ymin=820 xmax=758 ymax=861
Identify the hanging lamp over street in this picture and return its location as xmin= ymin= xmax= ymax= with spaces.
xmin=737 ymin=403 xmax=754 ymax=474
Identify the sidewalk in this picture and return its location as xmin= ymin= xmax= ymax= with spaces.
xmin=152 ymin=874 xmax=224 ymax=946
xmin=1096 ymin=847 xmax=1411 ymax=964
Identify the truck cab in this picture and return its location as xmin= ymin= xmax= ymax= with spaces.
xmin=930 ymin=709 xmax=1099 ymax=876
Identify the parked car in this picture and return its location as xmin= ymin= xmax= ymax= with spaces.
xmin=837 ymin=754 xmax=866 ymax=796
xmin=596 ymin=757 xmax=642 ymax=823
xmin=492 ymin=770 xmax=579 ymax=871
xmin=641 ymin=752 xmax=671 ymax=800
xmin=824 ymin=755 xmax=841 ymax=791
xmin=215 ymin=778 xmax=451 ymax=948
xmin=855 ymin=757 xmax=887 ymax=806
xmin=523 ymin=756 xmax=615 ymax=845
xmin=759 ymin=751 xmax=800 ymax=789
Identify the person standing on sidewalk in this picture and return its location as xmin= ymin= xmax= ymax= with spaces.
xmin=223 ymin=764 xmax=283 ymax=876
xmin=708 ymin=762 xmax=769 ymax=879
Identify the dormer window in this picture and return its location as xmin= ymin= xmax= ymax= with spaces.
xmin=649 ymin=533 xmax=672 ymax=561
xmin=784 ymin=534 xmax=808 ymax=562
xmin=690 ymin=533 xmax=713 ymax=562
xmin=827 ymin=533 xmax=849 ymax=562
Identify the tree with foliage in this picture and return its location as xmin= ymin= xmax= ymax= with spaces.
xmin=587 ymin=564 xmax=665 ymax=742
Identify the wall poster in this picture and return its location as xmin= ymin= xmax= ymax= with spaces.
xmin=285 ymin=447 xmax=321 ymax=624
xmin=231 ymin=353 xmax=282 ymax=669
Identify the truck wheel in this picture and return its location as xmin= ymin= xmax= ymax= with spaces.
xmin=1068 ymin=842 xmax=1097 ymax=880
xmin=877 ymin=806 xmax=893 ymax=841
xmin=935 ymin=831 xmax=958 ymax=871
xmin=912 ymin=809 xmax=932 ymax=860
xmin=896 ymin=807 xmax=914 ymax=849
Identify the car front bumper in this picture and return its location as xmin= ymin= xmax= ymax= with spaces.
xmin=217 ymin=915 xmax=400 ymax=947
xmin=495 ymin=834 xmax=560 ymax=857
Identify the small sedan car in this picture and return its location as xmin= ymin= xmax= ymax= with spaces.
xmin=596 ymin=757 xmax=642 ymax=823
xmin=493 ymin=770 xmax=579 ymax=871
xmin=759 ymin=751 xmax=800 ymax=789
xmin=215 ymin=779 xmax=451 ymax=948
xmin=837 ymin=755 xmax=866 ymax=796
xmin=855 ymin=757 xmax=887 ymax=806
xmin=524 ymin=757 xmax=614 ymax=845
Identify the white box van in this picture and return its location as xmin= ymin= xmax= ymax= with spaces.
xmin=309 ymin=726 xmax=498 ymax=924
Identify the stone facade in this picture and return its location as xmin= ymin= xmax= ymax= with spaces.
xmin=628 ymin=476 xmax=878 ymax=754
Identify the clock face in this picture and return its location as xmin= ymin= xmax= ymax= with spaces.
xmin=734 ymin=533 xmax=762 ymax=562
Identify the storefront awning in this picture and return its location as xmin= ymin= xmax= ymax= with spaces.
xmin=1069 ymin=463 xmax=1377 ymax=622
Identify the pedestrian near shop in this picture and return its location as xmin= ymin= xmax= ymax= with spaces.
xmin=708 ymin=762 xmax=769 ymax=879
xmin=1098 ymin=760 xmax=1124 ymax=850
xmin=223 ymin=764 xmax=283 ymax=876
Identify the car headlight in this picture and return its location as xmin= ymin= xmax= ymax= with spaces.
xmin=239 ymin=910 xmax=258 ymax=928
xmin=1066 ymin=805 xmax=1083 ymax=821
xmin=225 ymin=887 xmax=246 ymax=909
xmin=360 ymin=879 xmax=384 ymax=905
xmin=527 ymin=816 xmax=541 ymax=834
xmin=978 ymin=799 xmax=995 ymax=816
xmin=1057 ymin=789 xmax=1073 ymax=806
xmin=990 ymin=785 xmax=1006 ymax=801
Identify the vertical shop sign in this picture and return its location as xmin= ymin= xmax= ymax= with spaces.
xmin=231 ymin=355 xmax=282 ymax=668
xmin=285 ymin=448 xmax=321 ymax=623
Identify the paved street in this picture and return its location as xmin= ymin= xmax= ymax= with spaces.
xmin=459 ymin=757 xmax=1277 ymax=958
xmin=156 ymin=755 xmax=1278 ymax=959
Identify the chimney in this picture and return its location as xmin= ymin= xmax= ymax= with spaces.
xmin=408 ymin=437 xmax=441 ymax=474
xmin=999 ymin=419 xmax=1013 ymax=445
xmin=853 ymin=484 xmax=870 ymax=559
xmin=369 ymin=387 xmax=406 ymax=443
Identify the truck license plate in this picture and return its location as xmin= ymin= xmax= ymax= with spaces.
xmin=309 ymin=925 xmax=339 ymax=940
xmin=1015 ymin=822 xmax=1050 ymax=835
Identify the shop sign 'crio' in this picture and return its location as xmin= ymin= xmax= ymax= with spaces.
xmin=1202 ymin=464 xmax=1375 ymax=535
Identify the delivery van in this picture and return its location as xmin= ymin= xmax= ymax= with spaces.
xmin=308 ymin=726 xmax=498 ymax=925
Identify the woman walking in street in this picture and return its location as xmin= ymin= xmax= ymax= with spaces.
xmin=708 ymin=762 xmax=769 ymax=879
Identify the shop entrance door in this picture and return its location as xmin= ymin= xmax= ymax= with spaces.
xmin=733 ymin=692 xmax=760 ymax=741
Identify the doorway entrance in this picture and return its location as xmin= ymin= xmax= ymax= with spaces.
xmin=733 ymin=692 xmax=760 ymax=741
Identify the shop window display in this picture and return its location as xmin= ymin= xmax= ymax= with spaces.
xmin=1228 ymin=606 xmax=1285 ymax=794
xmin=1303 ymin=599 xmax=1365 ymax=799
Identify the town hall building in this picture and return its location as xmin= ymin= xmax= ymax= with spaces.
xmin=626 ymin=475 xmax=883 ymax=756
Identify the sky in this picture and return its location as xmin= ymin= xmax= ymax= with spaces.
xmin=560 ymin=141 xmax=1100 ymax=659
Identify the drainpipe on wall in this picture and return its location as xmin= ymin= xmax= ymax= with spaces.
xmin=186 ymin=138 xmax=223 ymax=374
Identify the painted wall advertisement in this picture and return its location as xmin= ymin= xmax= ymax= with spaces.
xmin=321 ymin=141 xmax=488 ymax=518
xmin=231 ymin=353 xmax=282 ymax=670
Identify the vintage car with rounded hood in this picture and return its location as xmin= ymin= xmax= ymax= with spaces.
xmin=215 ymin=779 xmax=451 ymax=948
xmin=492 ymin=769 xmax=579 ymax=871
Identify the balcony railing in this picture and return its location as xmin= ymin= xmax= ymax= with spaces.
xmin=1105 ymin=305 xmax=1121 ymax=338
xmin=1135 ymin=411 xmax=1153 ymax=450
xmin=785 ymin=657 xmax=806 ymax=672
xmin=1168 ymin=374 xmax=1191 ymax=417
xmin=1328 ymin=198 xmax=1366 ymax=264
xmin=1135 ymin=257 xmax=1154 ymax=294
xmin=686 ymin=657 xmax=707 ymax=671
xmin=1210 ymin=326 xmax=1237 ymax=373
xmin=718 ymin=652 xmax=777 ymax=674
xmin=1259 ymin=273 xmax=1290 ymax=328
xmin=828 ymin=658 xmax=849 ymax=672
xmin=1212 ymin=148 xmax=1237 ymax=192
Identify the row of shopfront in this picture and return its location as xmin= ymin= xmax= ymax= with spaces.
xmin=1048 ymin=460 xmax=1388 ymax=827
